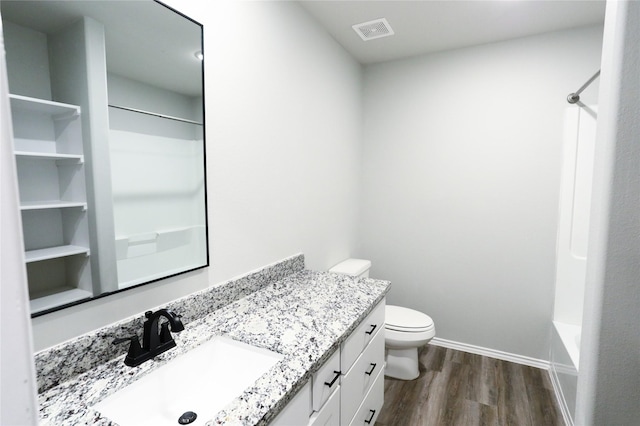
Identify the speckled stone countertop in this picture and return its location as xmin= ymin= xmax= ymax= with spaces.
xmin=37 ymin=265 xmax=390 ymax=425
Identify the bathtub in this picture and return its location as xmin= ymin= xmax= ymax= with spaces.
xmin=553 ymin=321 xmax=581 ymax=369
xmin=550 ymin=321 xmax=581 ymax=426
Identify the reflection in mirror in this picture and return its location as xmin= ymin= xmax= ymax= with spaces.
xmin=1 ymin=0 xmax=208 ymax=315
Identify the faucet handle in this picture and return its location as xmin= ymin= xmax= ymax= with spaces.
xmin=113 ymin=335 xmax=144 ymax=367
xmin=113 ymin=336 xmax=139 ymax=347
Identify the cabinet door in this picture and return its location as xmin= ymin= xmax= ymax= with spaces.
xmin=308 ymin=386 xmax=340 ymax=426
xmin=271 ymin=382 xmax=311 ymax=426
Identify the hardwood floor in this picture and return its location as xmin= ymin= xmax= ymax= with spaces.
xmin=376 ymin=345 xmax=564 ymax=426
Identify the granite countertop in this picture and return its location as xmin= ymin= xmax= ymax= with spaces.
xmin=37 ymin=269 xmax=390 ymax=426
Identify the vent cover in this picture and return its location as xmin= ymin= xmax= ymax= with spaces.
xmin=352 ymin=18 xmax=394 ymax=41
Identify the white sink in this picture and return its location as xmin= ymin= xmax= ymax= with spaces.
xmin=94 ymin=336 xmax=283 ymax=426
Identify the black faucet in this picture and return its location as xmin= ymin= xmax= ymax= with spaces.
xmin=114 ymin=309 xmax=185 ymax=367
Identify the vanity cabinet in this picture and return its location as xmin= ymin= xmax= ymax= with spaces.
xmin=10 ymin=94 xmax=92 ymax=314
xmin=273 ymin=299 xmax=386 ymax=426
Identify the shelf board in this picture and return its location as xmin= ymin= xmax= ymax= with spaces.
xmin=15 ymin=151 xmax=83 ymax=163
xmin=20 ymin=201 xmax=87 ymax=211
xmin=30 ymin=288 xmax=93 ymax=314
xmin=25 ymin=245 xmax=89 ymax=263
xmin=9 ymin=94 xmax=80 ymax=118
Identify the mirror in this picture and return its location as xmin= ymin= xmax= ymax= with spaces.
xmin=1 ymin=0 xmax=208 ymax=316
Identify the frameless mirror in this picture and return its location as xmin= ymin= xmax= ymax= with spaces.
xmin=1 ymin=0 xmax=208 ymax=316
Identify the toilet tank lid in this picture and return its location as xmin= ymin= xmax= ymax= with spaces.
xmin=329 ymin=259 xmax=371 ymax=276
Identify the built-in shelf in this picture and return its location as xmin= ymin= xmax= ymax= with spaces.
xmin=15 ymin=151 xmax=83 ymax=164
xmin=20 ymin=201 xmax=87 ymax=210
xmin=9 ymin=94 xmax=80 ymax=119
xmin=10 ymin=93 xmax=92 ymax=312
xmin=25 ymin=245 xmax=89 ymax=263
xmin=29 ymin=287 xmax=93 ymax=314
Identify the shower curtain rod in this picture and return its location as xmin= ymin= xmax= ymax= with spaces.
xmin=567 ymin=70 xmax=601 ymax=104
xmin=108 ymin=104 xmax=203 ymax=125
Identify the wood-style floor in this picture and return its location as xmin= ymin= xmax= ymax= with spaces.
xmin=376 ymin=344 xmax=564 ymax=426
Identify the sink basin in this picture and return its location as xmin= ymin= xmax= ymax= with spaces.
xmin=94 ymin=336 xmax=283 ymax=426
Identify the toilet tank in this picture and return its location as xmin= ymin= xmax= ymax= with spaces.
xmin=329 ymin=259 xmax=371 ymax=278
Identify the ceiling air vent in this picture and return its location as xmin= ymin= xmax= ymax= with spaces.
xmin=352 ymin=18 xmax=394 ymax=41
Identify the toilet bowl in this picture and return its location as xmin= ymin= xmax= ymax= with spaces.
xmin=384 ymin=305 xmax=435 ymax=380
xmin=329 ymin=259 xmax=436 ymax=381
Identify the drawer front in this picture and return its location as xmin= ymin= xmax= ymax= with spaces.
xmin=341 ymin=299 xmax=385 ymax=373
xmin=348 ymin=367 xmax=384 ymax=426
xmin=340 ymin=327 xmax=385 ymax=423
xmin=312 ymin=349 xmax=342 ymax=413
xmin=308 ymin=386 xmax=340 ymax=426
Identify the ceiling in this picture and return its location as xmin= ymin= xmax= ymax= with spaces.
xmin=0 ymin=1 xmax=605 ymax=92
xmin=298 ymin=0 xmax=606 ymax=64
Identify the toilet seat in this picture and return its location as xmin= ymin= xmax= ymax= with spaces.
xmin=386 ymin=323 xmax=435 ymax=333
xmin=385 ymin=305 xmax=434 ymax=332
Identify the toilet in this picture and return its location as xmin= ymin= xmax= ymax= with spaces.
xmin=329 ymin=259 xmax=436 ymax=381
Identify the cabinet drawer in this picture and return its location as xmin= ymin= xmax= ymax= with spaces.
xmin=348 ymin=367 xmax=384 ymax=426
xmin=308 ymin=386 xmax=340 ymax=426
xmin=341 ymin=299 xmax=385 ymax=373
xmin=312 ymin=349 xmax=341 ymax=413
xmin=341 ymin=327 xmax=385 ymax=423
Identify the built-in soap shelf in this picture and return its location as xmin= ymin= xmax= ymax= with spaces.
xmin=10 ymin=93 xmax=93 ymax=314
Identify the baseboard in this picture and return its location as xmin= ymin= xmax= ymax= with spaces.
xmin=548 ymin=364 xmax=574 ymax=426
xmin=429 ymin=337 xmax=551 ymax=370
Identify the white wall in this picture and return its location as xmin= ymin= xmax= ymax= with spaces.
xmin=107 ymin=73 xmax=199 ymax=120
xmin=359 ymin=26 xmax=603 ymax=360
xmin=31 ymin=0 xmax=362 ymax=350
xmin=577 ymin=1 xmax=640 ymax=423
xmin=2 ymin=21 xmax=51 ymax=99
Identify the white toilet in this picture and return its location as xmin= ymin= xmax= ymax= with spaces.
xmin=384 ymin=305 xmax=435 ymax=380
xmin=329 ymin=259 xmax=436 ymax=381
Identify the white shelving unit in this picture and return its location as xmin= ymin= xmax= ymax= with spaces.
xmin=10 ymin=94 xmax=93 ymax=314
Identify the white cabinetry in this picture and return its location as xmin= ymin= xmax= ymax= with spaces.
xmin=271 ymin=382 xmax=311 ymax=426
xmin=273 ymin=299 xmax=386 ymax=426
xmin=312 ymin=349 xmax=341 ymax=413
xmin=10 ymin=94 xmax=92 ymax=314
xmin=340 ymin=300 xmax=385 ymax=426
xmin=309 ymin=384 xmax=340 ymax=426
